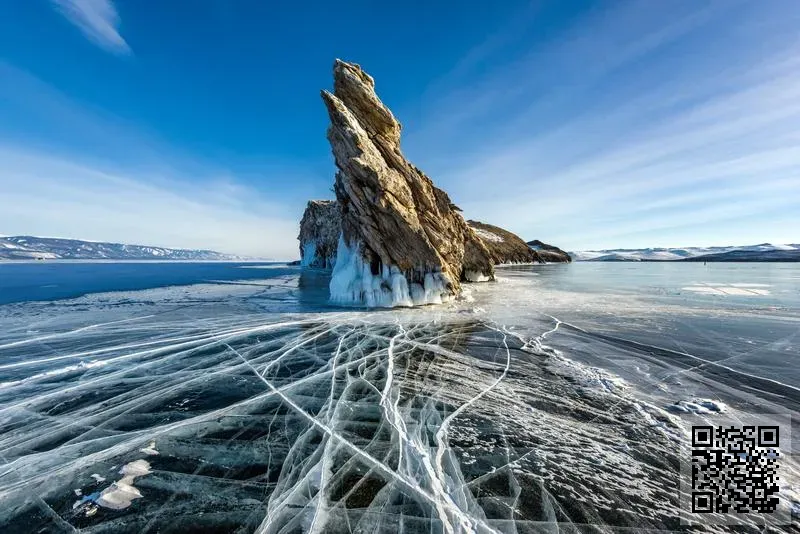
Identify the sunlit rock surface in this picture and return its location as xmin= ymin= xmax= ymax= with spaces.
xmin=321 ymin=60 xmax=494 ymax=306
xmin=467 ymin=220 xmax=540 ymax=265
xmin=298 ymin=200 xmax=340 ymax=269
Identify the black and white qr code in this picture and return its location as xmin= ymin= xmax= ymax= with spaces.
xmin=691 ymin=425 xmax=780 ymax=513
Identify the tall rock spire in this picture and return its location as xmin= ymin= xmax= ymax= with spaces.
xmin=321 ymin=59 xmax=494 ymax=306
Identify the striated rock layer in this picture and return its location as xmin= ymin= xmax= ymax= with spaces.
xmin=321 ymin=60 xmax=494 ymax=306
xmin=298 ymin=200 xmax=340 ymax=269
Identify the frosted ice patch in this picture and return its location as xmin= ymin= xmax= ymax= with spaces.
xmin=667 ymin=398 xmax=728 ymax=414
xmin=96 ymin=483 xmax=143 ymax=510
xmin=0 ymin=359 xmax=108 ymax=389
xmin=681 ymin=285 xmax=770 ymax=296
xmin=548 ymin=354 xmax=628 ymax=395
xmin=120 ymin=459 xmax=151 ymax=477
xmin=465 ymin=270 xmax=491 ymax=282
xmin=456 ymin=286 xmax=475 ymax=302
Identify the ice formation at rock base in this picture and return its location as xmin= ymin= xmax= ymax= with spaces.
xmin=329 ymin=236 xmax=452 ymax=307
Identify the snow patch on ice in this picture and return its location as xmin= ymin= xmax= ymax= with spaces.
xmin=549 ymin=355 xmax=629 ymax=395
xmin=682 ymin=285 xmax=770 ymax=296
xmin=140 ymin=441 xmax=159 ymax=456
xmin=95 ymin=459 xmax=152 ymax=510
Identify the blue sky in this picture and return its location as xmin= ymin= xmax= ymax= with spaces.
xmin=1 ymin=0 xmax=798 ymax=257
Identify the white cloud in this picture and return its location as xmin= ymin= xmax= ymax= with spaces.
xmin=51 ymin=0 xmax=131 ymax=55
xmin=0 ymin=62 xmax=305 ymax=259
xmin=402 ymin=1 xmax=800 ymax=250
xmin=0 ymin=146 xmax=300 ymax=259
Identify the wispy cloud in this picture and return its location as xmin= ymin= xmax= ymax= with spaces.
xmin=404 ymin=0 xmax=800 ymax=249
xmin=0 ymin=62 xmax=302 ymax=259
xmin=1 ymin=146 xmax=299 ymax=258
xmin=51 ymin=0 xmax=131 ymax=55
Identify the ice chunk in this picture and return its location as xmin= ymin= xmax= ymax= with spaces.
xmin=96 ymin=482 xmax=143 ymax=510
xmin=464 ymin=270 xmax=491 ymax=282
xmin=140 ymin=441 xmax=159 ymax=456
xmin=94 ymin=459 xmax=152 ymax=510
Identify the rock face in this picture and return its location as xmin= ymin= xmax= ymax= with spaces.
xmin=527 ymin=240 xmax=572 ymax=263
xmin=467 ymin=220 xmax=541 ymax=264
xmin=298 ymin=200 xmax=341 ymax=269
xmin=321 ymin=60 xmax=494 ymax=306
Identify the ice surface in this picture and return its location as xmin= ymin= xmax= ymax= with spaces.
xmin=0 ymin=262 xmax=798 ymax=532
xmin=667 ymin=398 xmax=728 ymax=414
xmin=464 ymin=270 xmax=491 ymax=283
xmin=681 ymin=285 xmax=770 ymax=296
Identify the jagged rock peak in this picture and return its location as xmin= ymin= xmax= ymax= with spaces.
xmin=321 ymin=59 xmax=494 ymax=306
xmin=298 ymin=200 xmax=340 ymax=269
xmin=330 ymin=59 xmax=401 ymax=146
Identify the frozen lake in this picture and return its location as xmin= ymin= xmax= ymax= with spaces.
xmin=0 ymin=261 xmax=797 ymax=532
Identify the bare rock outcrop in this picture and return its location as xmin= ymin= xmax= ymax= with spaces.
xmin=527 ymin=240 xmax=572 ymax=263
xmin=298 ymin=200 xmax=340 ymax=269
xmin=321 ymin=60 xmax=494 ymax=306
xmin=467 ymin=220 xmax=540 ymax=264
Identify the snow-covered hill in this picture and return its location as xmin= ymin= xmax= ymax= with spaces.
xmin=0 ymin=236 xmax=240 ymax=261
xmin=569 ymin=244 xmax=800 ymax=262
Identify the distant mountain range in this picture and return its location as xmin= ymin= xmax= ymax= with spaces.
xmin=0 ymin=236 xmax=240 ymax=261
xmin=569 ymin=243 xmax=800 ymax=262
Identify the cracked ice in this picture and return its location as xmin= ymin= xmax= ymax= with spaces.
xmin=0 ymin=269 xmax=798 ymax=533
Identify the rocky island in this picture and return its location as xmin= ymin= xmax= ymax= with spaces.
xmin=299 ymin=60 xmax=569 ymax=306
xmin=297 ymin=200 xmax=340 ymax=269
xmin=526 ymin=239 xmax=571 ymax=263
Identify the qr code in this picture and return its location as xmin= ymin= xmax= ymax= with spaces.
xmin=691 ymin=425 xmax=780 ymax=513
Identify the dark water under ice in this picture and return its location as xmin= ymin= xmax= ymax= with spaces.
xmin=0 ymin=261 xmax=798 ymax=533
